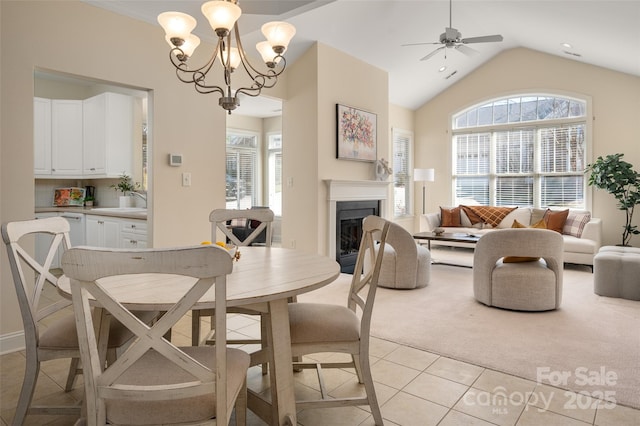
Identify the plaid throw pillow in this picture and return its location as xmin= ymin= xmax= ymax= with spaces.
xmin=464 ymin=206 xmax=517 ymax=228
xmin=563 ymin=212 xmax=591 ymax=237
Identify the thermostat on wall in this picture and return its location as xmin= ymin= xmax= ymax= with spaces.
xmin=169 ymin=153 xmax=183 ymax=166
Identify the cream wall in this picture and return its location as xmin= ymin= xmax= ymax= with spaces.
xmin=415 ymin=48 xmax=640 ymax=246
xmin=282 ymin=43 xmax=389 ymax=255
xmin=0 ymin=0 xmax=285 ymax=340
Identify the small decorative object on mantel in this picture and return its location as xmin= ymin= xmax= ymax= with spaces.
xmin=374 ymin=158 xmax=392 ymax=181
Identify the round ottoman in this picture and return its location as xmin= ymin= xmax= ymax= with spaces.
xmin=593 ymin=246 xmax=640 ymax=300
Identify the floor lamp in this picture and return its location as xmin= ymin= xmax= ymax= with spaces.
xmin=414 ymin=168 xmax=435 ymax=214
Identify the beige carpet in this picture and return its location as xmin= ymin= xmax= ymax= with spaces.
xmin=299 ymin=249 xmax=640 ymax=410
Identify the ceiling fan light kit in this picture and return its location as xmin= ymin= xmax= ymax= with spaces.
xmin=158 ymin=0 xmax=295 ymax=114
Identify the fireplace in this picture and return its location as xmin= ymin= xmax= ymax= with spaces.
xmin=324 ymin=179 xmax=390 ymax=273
xmin=336 ymin=200 xmax=380 ymax=273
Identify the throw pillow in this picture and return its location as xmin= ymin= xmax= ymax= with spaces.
xmin=544 ymin=209 xmax=569 ymax=233
xmin=440 ymin=206 xmax=462 ymax=227
xmin=464 ymin=206 xmax=518 ymax=228
xmin=530 ymin=208 xmax=549 ymax=225
xmin=563 ymin=212 xmax=591 ymax=237
xmin=503 ymin=219 xmax=547 ymax=262
xmin=460 ymin=205 xmax=485 ymax=225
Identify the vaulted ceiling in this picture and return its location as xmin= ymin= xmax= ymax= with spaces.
xmin=86 ymin=1 xmax=640 ymax=113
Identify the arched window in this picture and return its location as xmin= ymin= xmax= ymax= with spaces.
xmin=452 ymin=94 xmax=587 ymax=209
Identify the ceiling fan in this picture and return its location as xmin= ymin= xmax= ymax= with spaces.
xmin=403 ymin=0 xmax=503 ymax=61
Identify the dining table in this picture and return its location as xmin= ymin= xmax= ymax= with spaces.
xmin=57 ymin=246 xmax=341 ymax=426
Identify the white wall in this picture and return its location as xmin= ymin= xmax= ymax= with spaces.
xmin=415 ymin=48 xmax=640 ymax=246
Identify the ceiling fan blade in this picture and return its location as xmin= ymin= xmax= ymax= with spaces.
xmin=402 ymin=41 xmax=441 ymax=47
xmin=455 ymin=44 xmax=478 ymax=56
xmin=420 ymin=46 xmax=445 ymax=61
xmin=461 ymin=34 xmax=503 ymax=44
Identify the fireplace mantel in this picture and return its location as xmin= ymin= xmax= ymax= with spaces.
xmin=324 ymin=179 xmax=391 ymax=260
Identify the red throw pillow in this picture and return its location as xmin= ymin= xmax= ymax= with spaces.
xmin=440 ymin=206 xmax=462 ymax=227
xmin=544 ymin=209 xmax=569 ymax=233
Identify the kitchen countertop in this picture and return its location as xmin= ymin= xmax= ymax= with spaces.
xmin=35 ymin=207 xmax=147 ymax=220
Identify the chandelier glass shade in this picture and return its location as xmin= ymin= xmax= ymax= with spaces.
xmin=158 ymin=0 xmax=296 ymax=113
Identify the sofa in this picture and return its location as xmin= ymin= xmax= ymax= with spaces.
xmin=421 ymin=206 xmax=602 ymax=267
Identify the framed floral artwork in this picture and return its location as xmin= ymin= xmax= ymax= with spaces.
xmin=336 ymin=104 xmax=377 ymax=162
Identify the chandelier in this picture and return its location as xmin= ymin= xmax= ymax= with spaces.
xmin=158 ymin=0 xmax=296 ymax=114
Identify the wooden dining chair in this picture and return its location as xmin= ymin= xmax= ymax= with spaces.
xmin=287 ymin=215 xmax=390 ymax=425
xmin=61 ymin=245 xmax=250 ymax=426
xmin=192 ymin=208 xmax=274 ymax=373
xmin=1 ymin=217 xmax=159 ymax=426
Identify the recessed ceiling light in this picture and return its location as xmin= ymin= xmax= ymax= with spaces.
xmin=438 ymin=66 xmax=447 ymax=72
xmin=561 ymin=42 xmax=572 ymax=49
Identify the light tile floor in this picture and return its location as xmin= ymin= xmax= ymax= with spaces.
xmin=2 ymin=308 xmax=639 ymax=426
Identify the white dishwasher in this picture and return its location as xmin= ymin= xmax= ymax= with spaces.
xmin=35 ymin=211 xmax=85 ymax=268
xmin=58 ymin=212 xmax=86 ymax=246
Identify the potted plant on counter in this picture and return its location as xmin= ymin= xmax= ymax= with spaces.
xmin=110 ymin=173 xmax=140 ymax=208
xmin=83 ymin=195 xmax=95 ymax=207
xmin=586 ymin=153 xmax=640 ymax=246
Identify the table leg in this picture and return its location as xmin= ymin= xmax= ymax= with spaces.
xmin=266 ymin=298 xmax=296 ymax=426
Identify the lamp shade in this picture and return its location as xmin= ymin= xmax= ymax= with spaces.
xmin=166 ymin=34 xmax=200 ymax=58
xmin=201 ymin=0 xmax=241 ymax=33
xmin=256 ymin=41 xmax=282 ymax=64
xmin=218 ymin=47 xmax=241 ymax=69
xmin=158 ymin=12 xmax=197 ymax=44
xmin=414 ymin=168 xmax=435 ymax=182
xmin=261 ymin=21 xmax=296 ymax=51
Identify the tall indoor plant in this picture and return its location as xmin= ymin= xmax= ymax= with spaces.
xmin=585 ymin=153 xmax=640 ymax=246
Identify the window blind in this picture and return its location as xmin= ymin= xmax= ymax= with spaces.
xmin=392 ymin=128 xmax=412 ymax=216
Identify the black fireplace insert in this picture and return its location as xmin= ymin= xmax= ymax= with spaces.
xmin=336 ymin=200 xmax=379 ymax=273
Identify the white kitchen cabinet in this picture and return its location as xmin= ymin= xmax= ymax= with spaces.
xmin=34 ymin=98 xmax=52 ymax=175
xmin=83 ymin=92 xmax=134 ymax=177
xmin=86 ymin=215 xmax=147 ymax=248
xmin=120 ymin=218 xmax=147 ymax=248
xmin=51 ymin=100 xmax=83 ymax=176
xmin=85 ymin=215 xmax=120 ymax=248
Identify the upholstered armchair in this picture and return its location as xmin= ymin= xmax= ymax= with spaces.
xmin=473 ymin=228 xmax=564 ymax=311
xmin=376 ymin=221 xmax=431 ymax=289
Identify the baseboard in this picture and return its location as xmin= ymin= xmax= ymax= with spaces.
xmin=0 ymin=331 xmax=25 ymax=355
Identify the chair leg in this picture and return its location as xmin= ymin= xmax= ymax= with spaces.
xmin=259 ymin=313 xmax=268 ymax=375
xmin=358 ymin=354 xmax=383 ymax=426
xmin=234 ymin=381 xmax=248 ymax=426
xmin=12 ymin=357 xmax=40 ymax=426
xmin=352 ymin=354 xmax=364 ymax=383
xmin=64 ymin=357 xmax=81 ymax=392
xmin=192 ymin=310 xmax=202 ymax=346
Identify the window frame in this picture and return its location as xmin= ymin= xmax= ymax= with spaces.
xmin=226 ymin=128 xmax=261 ymax=209
xmin=266 ymin=131 xmax=282 ymax=216
xmin=392 ymin=127 xmax=414 ymax=218
xmin=451 ymin=93 xmax=592 ymax=211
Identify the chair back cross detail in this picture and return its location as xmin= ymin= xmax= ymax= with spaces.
xmin=61 ymin=245 xmax=249 ymax=425
xmin=210 ymin=208 xmax=274 ymax=247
